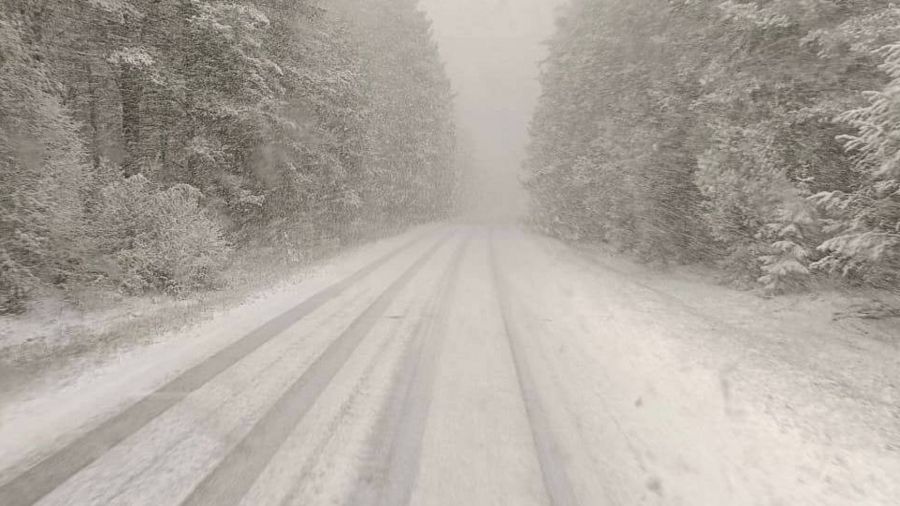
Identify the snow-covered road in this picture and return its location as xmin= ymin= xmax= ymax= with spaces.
xmin=0 ymin=226 xmax=898 ymax=505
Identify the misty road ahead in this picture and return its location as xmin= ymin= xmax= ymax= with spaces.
xmin=0 ymin=226 xmax=897 ymax=506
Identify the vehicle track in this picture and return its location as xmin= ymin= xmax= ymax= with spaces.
xmin=180 ymin=235 xmax=452 ymax=506
xmin=0 ymin=231 xmax=437 ymax=506
xmin=269 ymin=292 xmax=417 ymax=506
xmin=488 ymin=230 xmax=579 ymax=506
xmin=71 ymin=285 xmax=377 ymax=506
xmin=347 ymin=234 xmax=470 ymax=506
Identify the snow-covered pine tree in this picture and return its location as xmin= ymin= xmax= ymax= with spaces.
xmin=524 ymin=0 xmax=900 ymax=291
xmin=759 ymin=182 xmax=819 ymax=294
xmin=338 ymin=0 xmax=457 ymax=228
xmin=814 ymin=42 xmax=900 ymax=288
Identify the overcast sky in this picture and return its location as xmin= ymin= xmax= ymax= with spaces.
xmin=418 ymin=0 xmax=564 ymax=219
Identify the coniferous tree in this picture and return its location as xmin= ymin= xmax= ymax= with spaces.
xmin=525 ymin=0 xmax=900 ymax=292
xmin=0 ymin=0 xmax=458 ymax=312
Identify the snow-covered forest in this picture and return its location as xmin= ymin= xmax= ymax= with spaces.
xmin=2 ymin=2 xmax=900 ymax=505
xmin=0 ymin=0 xmax=457 ymax=314
xmin=526 ymin=0 xmax=900 ymax=294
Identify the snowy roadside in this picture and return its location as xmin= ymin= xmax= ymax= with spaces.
xmin=518 ymin=231 xmax=900 ymax=504
xmin=540 ymin=234 xmax=900 ymax=433
xmin=566 ymin=238 xmax=900 ymax=343
xmin=0 ymin=225 xmax=436 ymax=477
xmin=0 ymin=227 xmax=434 ymax=373
xmin=564 ymin=237 xmax=900 ymax=405
xmin=0 ymin=235 xmax=390 ymax=369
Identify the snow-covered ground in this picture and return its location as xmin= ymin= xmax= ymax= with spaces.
xmin=0 ymin=225 xmax=438 ymax=483
xmin=493 ymin=228 xmax=900 ymax=505
xmin=0 ymin=225 xmax=897 ymax=505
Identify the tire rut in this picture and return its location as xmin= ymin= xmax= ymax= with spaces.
xmin=0 ymin=231 xmax=434 ymax=506
xmin=489 ymin=229 xmax=579 ymax=506
xmin=180 ymin=234 xmax=452 ymax=506
xmin=347 ymin=233 xmax=470 ymax=506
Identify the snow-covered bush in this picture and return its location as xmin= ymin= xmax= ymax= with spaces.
xmin=94 ymin=175 xmax=231 ymax=294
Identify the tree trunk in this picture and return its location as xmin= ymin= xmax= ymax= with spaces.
xmin=120 ymin=64 xmax=142 ymax=176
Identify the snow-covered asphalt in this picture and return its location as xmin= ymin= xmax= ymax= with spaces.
xmin=0 ymin=226 xmax=898 ymax=505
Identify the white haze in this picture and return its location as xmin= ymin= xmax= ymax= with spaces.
xmin=419 ymin=0 xmax=565 ymax=221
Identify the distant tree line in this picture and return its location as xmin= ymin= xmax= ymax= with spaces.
xmin=0 ymin=0 xmax=457 ymax=313
xmin=526 ymin=0 xmax=900 ymax=293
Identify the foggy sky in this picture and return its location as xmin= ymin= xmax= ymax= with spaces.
xmin=418 ymin=0 xmax=564 ymax=220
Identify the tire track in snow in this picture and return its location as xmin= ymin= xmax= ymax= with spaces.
xmin=267 ymin=291 xmax=417 ymax=506
xmin=180 ymin=234 xmax=452 ymax=506
xmin=0 ymin=231 xmax=434 ymax=506
xmin=346 ymin=233 xmax=470 ymax=506
xmin=495 ymin=231 xmax=642 ymax=506
xmin=266 ymin=234 xmax=467 ymax=506
xmin=489 ymin=229 xmax=580 ymax=506
xmin=73 ymin=286 xmax=375 ymax=506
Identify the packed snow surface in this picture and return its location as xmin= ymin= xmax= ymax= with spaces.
xmin=0 ymin=225 xmax=897 ymax=505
